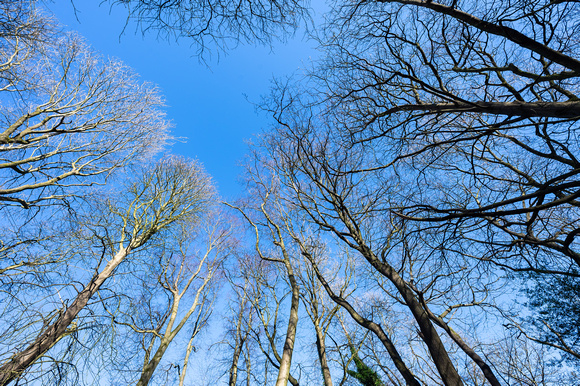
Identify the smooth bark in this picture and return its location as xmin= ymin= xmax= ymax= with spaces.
xmin=313 ymin=314 xmax=333 ymax=386
xmin=275 ymin=256 xmax=300 ymax=386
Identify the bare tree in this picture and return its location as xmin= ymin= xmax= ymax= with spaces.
xmin=245 ymin=259 xmax=302 ymax=386
xmin=223 ymin=264 xmax=255 ymax=386
xmin=316 ymin=0 xmax=580 ymax=273
xmin=0 ymin=156 xmax=214 ymax=385
xmin=105 ymin=0 xmax=309 ymax=55
xmin=99 ymin=207 xmax=233 ymax=386
xmin=246 ymin=0 xmax=580 ymax=378
xmin=0 ymin=1 xmax=168 ymax=209
xmin=295 ymin=251 xmax=341 ymax=386
xmin=228 ymin=169 xmax=307 ymax=386
xmin=132 ymin=210 xmax=232 ymax=386
xmin=246 ymin=93 xmax=547 ymax=384
xmin=291 ymin=233 xmax=421 ymax=386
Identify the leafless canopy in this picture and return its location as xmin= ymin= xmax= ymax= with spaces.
xmin=252 ymin=0 xmax=580 ymax=382
xmin=0 ymin=1 xmax=169 ymax=209
xmin=107 ymin=0 xmax=310 ymax=54
xmin=287 ymin=0 xmax=580 ymax=275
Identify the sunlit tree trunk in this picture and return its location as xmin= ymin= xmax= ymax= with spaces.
xmin=136 ymin=264 xmax=216 ymax=386
xmin=0 ymin=158 xmax=213 ymax=385
xmin=179 ymin=331 xmax=197 ymax=386
xmin=275 ymin=258 xmax=300 ymax=386
xmin=313 ymin=319 xmax=333 ymax=386
xmin=229 ymin=297 xmax=251 ymax=386
xmin=0 ymin=245 xmax=131 ymax=385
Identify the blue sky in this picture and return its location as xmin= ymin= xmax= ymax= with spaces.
xmin=45 ymin=1 xmax=319 ymax=199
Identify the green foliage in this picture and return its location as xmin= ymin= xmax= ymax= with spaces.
xmin=347 ymin=346 xmax=384 ymax=386
xmin=525 ymin=271 xmax=580 ymax=362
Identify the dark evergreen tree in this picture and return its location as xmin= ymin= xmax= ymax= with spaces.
xmin=525 ymin=271 xmax=580 ymax=362
xmin=347 ymin=346 xmax=384 ymax=386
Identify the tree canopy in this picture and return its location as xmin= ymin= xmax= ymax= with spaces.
xmin=2 ymin=0 xmax=580 ymax=384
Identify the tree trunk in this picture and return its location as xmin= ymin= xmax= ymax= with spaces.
xmin=361 ymin=246 xmax=464 ymax=386
xmin=313 ymin=320 xmax=333 ymax=386
xmin=179 ymin=332 xmax=197 ymax=386
xmin=136 ymin=339 xmax=171 ymax=386
xmin=330 ymin=199 xmax=463 ymax=386
xmin=228 ymin=338 xmax=244 ymax=386
xmin=299 ymin=249 xmax=420 ymax=386
xmin=424 ymin=307 xmax=501 ymax=386
xmin=275 ymin=260 xmax=300 ymax=386
xmin=0 ymin=246 xmax=130 ymax=385
xmin=229 ymin=300 xmax=249 ymax=386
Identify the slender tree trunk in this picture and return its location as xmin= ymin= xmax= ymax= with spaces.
xmin=313 ymin=320 xmax=333 ymax=386
xmin=0 ymin=246 xmax=131 ymax=386
xmin=228 ymin=337 xmax=245 ymax=386
xmin=299 ymin=248 xmax=420 ymax=386
xmin=275 ymin=260 xmax=300 ymax=386
xmin=137 ymin=339 xmax=172 ymax=386
xmin=137 ymin=282 xmax=211 ymax=385
xmin=179 ymin=333 xmax=196 ymax=386
xmin=229 ymin=300 xmax=249 ymax=386
xmin=246 ymin=340 xmax=252 ymax=386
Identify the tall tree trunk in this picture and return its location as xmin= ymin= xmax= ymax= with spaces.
xmin=246 ymin=340 xmax=252 ymax=386
xmin=136 ymin=339 xmax=172 ymax=386
xmin=229 ymin=299 xmax=250 ymax=386
xmin=423 ymin=305 xmax=502 ymax=386
xmin=313 ymin=320 xmax=333 ymax=386
xmin=179 ymin=331 xmax=197 ymax=386
xmin=330 ymin=198 xmax=464 ymax=386
xmin=228 ymin=337 xmax=245 ymax=386
xmin=0 ymin=246 xmax=131 ymax=386
xmin=137 ymin=276 xmax=212 ymax=385
xmin=298 ymin=248 xmax=420 ymax=386
xmin=275 ymin=259 xmax=300 ymax=386
xmin=361 ymin=245 xmax=464 ymax=386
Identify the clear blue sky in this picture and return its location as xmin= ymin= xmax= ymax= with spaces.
xmin=45 ymin=1 xmax=319 ymax=199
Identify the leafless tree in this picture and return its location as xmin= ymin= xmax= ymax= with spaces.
xmin=0 ymin=156 xmax=214 ymax=385
xmin=0 ymin=1 xmax=169 ymax=209
xmin=228 ymin=166 xmax=307 ymax=386
xmin=100 ymin=207 xmax=233 ymax=386
xmin=313 ymin=0 xmax=580 ymax=275
xmin=244 ymin=259 xmax=302 ymax=386
xmin=249 ymin=0 xmax=580 ymax=379
xmin=295 ymin=250 xmax=341 ymax=386
xmin=224 ymin=273 xmax=254 ymax=386
xmin=246 ymin=95 xmax=558 ymax=383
